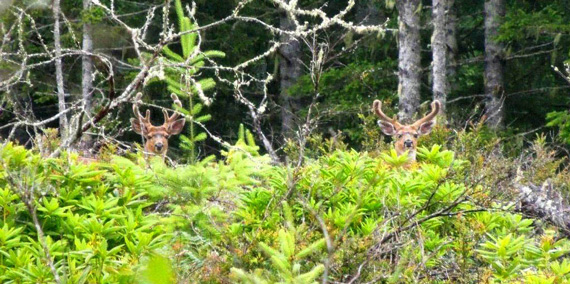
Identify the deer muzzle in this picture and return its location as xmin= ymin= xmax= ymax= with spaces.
xmin=154 ymin=142 xmax=164 ymax=152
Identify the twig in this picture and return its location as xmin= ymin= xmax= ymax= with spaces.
xmin=1 ymin=168 xmax=61 ymax=283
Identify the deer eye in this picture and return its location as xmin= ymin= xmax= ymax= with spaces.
xmin=397 ymin=134 xmax=403 ymax=139
xmin=413 ymin=134 xmax=419 ymax=138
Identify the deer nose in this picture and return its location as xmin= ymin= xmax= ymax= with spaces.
xmin=404 ymin=139 xmax=414 ymax=148
xmin=155 ymin=142 xmax=164 ymax=151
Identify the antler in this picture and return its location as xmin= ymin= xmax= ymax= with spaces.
xmin=132 ymin=92 xmax=151 ymax=125
xmin=373 ymin=100 xmax=402 ymax=128
xmin=162 ymin=93 xmax=183 ymax=126
xmin=412 ymin=100 xmax=441 ymax=127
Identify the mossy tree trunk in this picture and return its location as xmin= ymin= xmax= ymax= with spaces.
xmin=52 ymin=0 xmax=68 ymax=140
xmin=279 ymin=1 xmax=302 ymax=138
xmin=79 ymin=0 xmax=94 ymax=152
xmin=432 ymin=0 xmax=448 ymax=115
xmin=397 ymin=0 xmax=422 ymax=124
xmin=484 ymin=0 xmax=506 ymax=129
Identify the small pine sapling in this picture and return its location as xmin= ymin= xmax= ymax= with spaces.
xmin=160 ymin=0 xmax=225 ymax=163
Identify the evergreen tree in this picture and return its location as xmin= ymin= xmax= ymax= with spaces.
xmin=159 ymin=0 xmax=225 ymax=162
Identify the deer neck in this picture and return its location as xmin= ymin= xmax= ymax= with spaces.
xmin=406 ymin=150 xmax=416 ymax=162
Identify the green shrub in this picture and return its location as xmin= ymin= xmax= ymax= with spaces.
xmin=2 ymin=127 xmax=568 ymax=283
xmin=148 ymin=138 xmax=570 ymax=282
xmin=0 ymin=143 xmax=166 ymax=283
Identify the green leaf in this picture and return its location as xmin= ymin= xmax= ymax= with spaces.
xmin=138 ymin=255 xmax=175 ymax=284
xmin=195 ymin=114 xmax=212 ymax=123
xmin=162 ymin=46 xmax=184 ymax=62
xmin=279 ymin=229 xmax=295 ymax=258
xmin=295 ymin=238 xmax=326 ymax=259
xmin=193 ymin=133 xmax=207 ymax=142
xmin=191 ymin=103 xmax=203 ymax=115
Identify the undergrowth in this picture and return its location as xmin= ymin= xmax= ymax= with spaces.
xmin=0 ymin=124 xmax=569 ymax=283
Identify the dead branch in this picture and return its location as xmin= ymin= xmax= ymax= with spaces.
xmin=516 ymin=181 xmax=570 ymax=235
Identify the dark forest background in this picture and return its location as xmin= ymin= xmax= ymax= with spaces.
xmin=2 ymin=0 xmax=570 ymax=158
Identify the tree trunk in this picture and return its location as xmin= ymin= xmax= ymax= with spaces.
xmin=279 ymin=3 xmax=302 ymax=138
xmin=52 ymin=0 xmax=68 ymax=140
xmin=446 ymin=0 xmax=458 ymax=93
xmin=80 ymin=0 xmax=94 ymax=151
xmin=397 ymin=0 xmax=422 ymax=124
xmin=484 ymin=0 xmax=505 ymax=129
xmin=432 ymin=0 xmax=448 ymax=115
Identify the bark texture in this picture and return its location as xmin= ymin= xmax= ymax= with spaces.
xmin=82 ymin=0 xmax=94 ymax=115
xmin=397 ymin=0 xmax=422 ymax=124
xmin=432 ymin=0 xmax=448 ymax=115
xmin=279 ymin=4 xmax=302 ymax=138
xmin=446 ymin=0 xmax=458 ymax=93
xmin=52 ymin=0 xmax=68 ymax=139
xmin=80 ymin=0 xmax=94 ymax=151
xmin=484 ymin=0 xmax=506 ymax=129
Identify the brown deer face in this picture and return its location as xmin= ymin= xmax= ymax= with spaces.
xmin=131 ymin=94 xmax=186 ymax=156
xmin=373 ymin=100 xmax=440 ymax=161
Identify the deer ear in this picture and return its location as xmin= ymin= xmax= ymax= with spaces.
xmin=377 ymin=120 xmax=397 ymax=136
xmin=168 ymin=118 xmax=186 ymax=135
xmin=131 ymin=118 xmax=145 ymax=135
xmin=418 ymin=120 xmax=436 ymax=135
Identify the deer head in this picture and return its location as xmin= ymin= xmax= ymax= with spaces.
xmin=131 ymin=93 xmax=186 ymax=156
xmin=373 ymin=100 xmax=440 ymax=161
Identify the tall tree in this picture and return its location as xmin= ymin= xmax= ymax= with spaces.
xmin=279 ymin=2 xmax=302 ymax=138
xmin=432 ymin=0 xmax=448 ymax=115
xmin=396 ymin=0 xmax=422 ymax=124
xmin=484 ymin=0 xmax=506 ymax=129
xmin=80 ymin=0 xmax=94 ymax=150
xmin=52 ymin=0 xmax=68 ymax=140
xmin=445 ymin=0 xmax=457 ymax=94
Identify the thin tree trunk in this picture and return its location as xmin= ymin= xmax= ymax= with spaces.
xmin=446 ymin=0 xmax=458 ymax=93
xmin=80 ymin=0 xmax=94 ymax=151
xmin=484 ymin=0 xmax=505 ymax=129
xmin=397 ymin=0 xmax=422 ymax=124
xmin=432 ymin=0 xmax=448 ymax=115
xmin=52 ymin=0 xmax=68 ymax=140
xmin=279 ymin=3 xmax=302 ymax=138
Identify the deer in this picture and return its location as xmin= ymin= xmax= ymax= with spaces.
xmin=131 ymin=93 xmax=186 ymax=156
xmin=373 ymin=100 xmax=441 ymax=162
